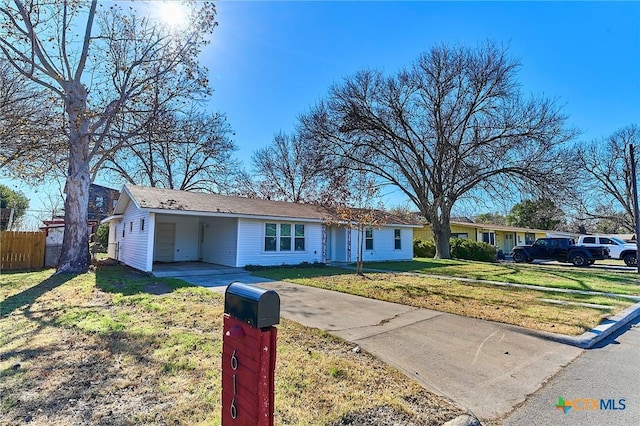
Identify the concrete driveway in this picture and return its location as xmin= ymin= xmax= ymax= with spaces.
xmin=178 ymin=272 xmax=584 ymax=422
xmin=258 ymin=280 xmax=583 ymax=422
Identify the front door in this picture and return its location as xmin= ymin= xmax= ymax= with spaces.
xmin=503 ymin=233 xmax=515 ymax=252
xmin=155 ymin=222 xmax=175 ymax=262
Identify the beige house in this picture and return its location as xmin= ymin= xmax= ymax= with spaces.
xmin=415 ymin=220 xmax=549 ymax=253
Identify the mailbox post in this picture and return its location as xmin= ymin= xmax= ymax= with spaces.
xmin=222 ymin=282 xmax=280 ymax=426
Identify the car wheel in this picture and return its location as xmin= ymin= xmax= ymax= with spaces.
xmin=513 ymin=251 xmax=527 ymax=263
xmin=571 ymin=253 xmax=588 ymax=267
xmin=623 ymin=253 xmax=637 ymax=267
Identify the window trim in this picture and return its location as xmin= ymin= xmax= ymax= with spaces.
xmin=264 ymin=222 xmax=306 ymax=253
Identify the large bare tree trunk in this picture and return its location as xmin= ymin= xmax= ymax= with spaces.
xmin=429 ymin=206 xmax=452 ymax=259
xmin=58 ymin=81 xmax=91 ymax=274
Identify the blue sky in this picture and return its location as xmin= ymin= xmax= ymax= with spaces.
xmin=207 ymin=0 xmax=640 ymax=164
xmin=4 ymin=0 xmax=640 ymax=227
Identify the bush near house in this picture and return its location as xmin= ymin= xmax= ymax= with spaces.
xmin=413 ymin=238 xmax=496 ymax=262
xmin=413 ymin=238 xmax=436 ymax=258
xmin=450 ymin=238 xmax=497 ymax=262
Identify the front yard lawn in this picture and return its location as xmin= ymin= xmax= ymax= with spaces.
xmin=0 ymin=265 xmax=462 ymax=425
xmin=365 ymin=258 xmax=640 ymax=296
xmin=253 ymin=266 xmax=636 ymax=336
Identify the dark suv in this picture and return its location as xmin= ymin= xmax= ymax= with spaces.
xmin=511 ymin=237 xmax=609 ymax=267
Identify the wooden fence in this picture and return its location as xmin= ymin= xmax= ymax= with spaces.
xmin=0 ymin=231 xmax=46 ymax=271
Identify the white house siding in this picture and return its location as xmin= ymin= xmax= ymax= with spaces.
xmin=155 ymin=214 xmax=200 ymax=262
xmin=349 ymin=226 xmax=414 ymax=262
xmin=201 ymin=217 xmax=238 ymax=267
xmin=117 ymin=202 xmax=150 ymax=271
xmin=236 ymin=218 xmax=323 ymax=267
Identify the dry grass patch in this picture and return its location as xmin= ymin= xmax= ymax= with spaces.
xmin=366 ymin=259 xmax=640 ymax=296
xmin=0 ymin=266 xmax=462 ymax=425
xmin=253 ymin=268 xmax=633 ymax=336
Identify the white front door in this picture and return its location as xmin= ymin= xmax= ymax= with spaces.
xmin=154 ymin=222 xmax=175 ymax=262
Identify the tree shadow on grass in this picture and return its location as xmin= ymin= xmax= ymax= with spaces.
xmin=0 ymin=273 xmax=75 ymax=319
xmin=93 ymin=263 xmax=192 ymax=296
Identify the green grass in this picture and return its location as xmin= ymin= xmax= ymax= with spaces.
xmin=363 ymin=258 xmax=640 ymax=296
xmin=0 ymin=265 xmax=461 ymax=425
xmin=253 ymin=265 xmax=636 ymax=335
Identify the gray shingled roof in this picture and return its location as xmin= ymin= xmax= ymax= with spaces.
xmin=123 ymin=185 xmax=420 ymax=226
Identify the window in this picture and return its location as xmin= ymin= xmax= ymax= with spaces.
xmin=265 ymin=223 xmax=277 ymax=251
xmin=95 ymin=196 xmax=104 ymax=209
xmin=394 ymin=229 xmax=402 ymax=250
xmin=294 ymin=225 xmax=305 ymax=251
xmin=600 ymin=237 xmax=614 ymax=245
xmin=482 ymin=232 xmax=495 ymax=246
xmin=130 ymin=222 xmax=133 ymax=232
xmin=582 ymin=237 xmax=595 ymax=244
xmin=140 ymin=218 xmax=145 ymax=232
xmin=365 ymin=228 xmax=373 ymax=250
xmin=280 ymin=224 xmax=292 ymax=251
xmin=122 ymin=225 xmax=125 ymax=238
xmin=264 ymin=223 xmax=305 ymax=252
xmin=525 ymin=233 xmax=536 ymax=245
xmin=451 ymin=233 xmax=469 ymax=240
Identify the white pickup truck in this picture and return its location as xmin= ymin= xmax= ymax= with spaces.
xmin=576 ymin=235 xmax=637 ymax=267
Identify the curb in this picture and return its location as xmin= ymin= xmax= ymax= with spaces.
xmin=557 ymin=301 xmax=640 ymax=348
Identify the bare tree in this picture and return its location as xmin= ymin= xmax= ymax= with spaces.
xmin=300 ymin=42 xmax=577 ymax=258
xmin=0 ymin=1 xmax=217 ymax=273
xmin=325 ymin=173 xmax=386 ymax=276
xmin=576 ymin=124 xmax=638 ymax=232
xmin=102 ymin=108 xmax=237 ymax=193
xmin=250 ymin=131 xmax=353 ymax=204
xmin=0 ymin=60 xmax=66 ymax=180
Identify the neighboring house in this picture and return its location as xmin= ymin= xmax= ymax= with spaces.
xmin=102 ymin=185 xmax=420 ymax=273
xmin=89 ymin=183 xmax=120 ymax=224
xmin=415 ymin=220 xmax=549 ymax=253
xmin=38 ymin=183 xmax=118 ymax=267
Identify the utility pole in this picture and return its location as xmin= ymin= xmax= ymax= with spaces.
xmin=630 ymin=144 xmax=640 ymax=274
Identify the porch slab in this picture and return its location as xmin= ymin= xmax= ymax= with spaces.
xmin=151 ymin=261 xmax=243 ymax=278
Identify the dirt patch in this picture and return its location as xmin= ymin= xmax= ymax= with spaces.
xmin=143 ymin=281 xmax=172 ymax=295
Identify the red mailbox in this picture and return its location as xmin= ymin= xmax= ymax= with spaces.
xmin=222 ymin=282 xmax=280 ymax=426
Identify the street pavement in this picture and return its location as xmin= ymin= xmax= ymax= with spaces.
xmin=502 ymin=316 xmax=640 ymax=426
xmin=186 ymin=272 xmax=585 ymax=422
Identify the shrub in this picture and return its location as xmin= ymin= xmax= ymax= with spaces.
xmin=449 ymin=238 xmax=497 ymax=262
xmin=93 ymin=223 xmax=109 ymax=253
xmin=413 ymin=238 xmax=436 ymax=258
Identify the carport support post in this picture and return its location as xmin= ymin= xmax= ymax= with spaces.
xmin=630 ymin=144 xmax=640 ymax=274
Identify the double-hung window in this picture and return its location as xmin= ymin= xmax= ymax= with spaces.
xmin=264 ymin=223 xmax=305 ymax=252
xmin=265 ymin=223 xmax=277 ymax=251
xmin=394 ymin=229 xmax=401 ymax=250
xmin=280 ymin=224 xmax=292 ymax=251
xmin=365 ymin=228 xmax=374 ymax=250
